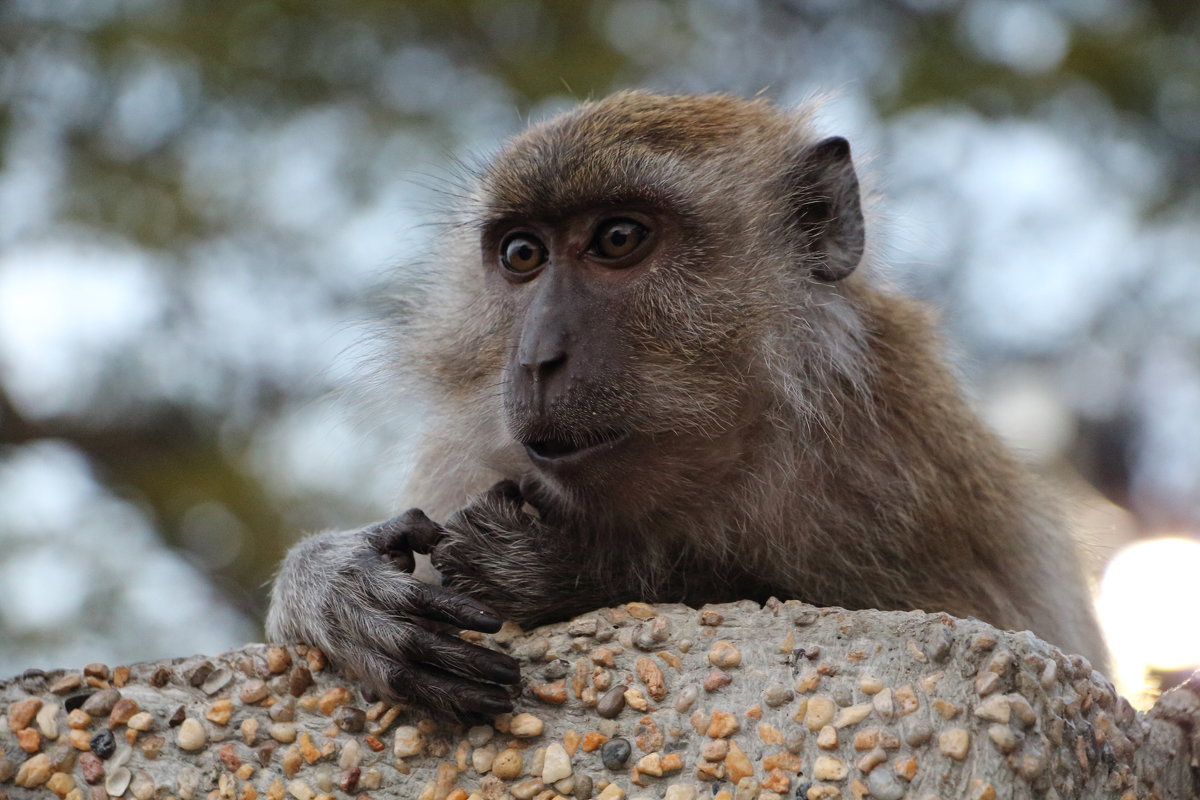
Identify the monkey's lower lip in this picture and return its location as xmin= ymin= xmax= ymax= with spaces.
xmin=524 ymin=430 xmax=630 ymax=463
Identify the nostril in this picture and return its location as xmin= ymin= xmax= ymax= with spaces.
xmin=524 ymin=351 xmax=567 ymax=381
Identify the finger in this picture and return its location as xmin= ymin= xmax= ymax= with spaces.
xmin=365 ymin=509 xmax=445 ymax=558
xmin=410 ymin=582 xmax=505 ymax=633
xmin=516 ymin=475 xmax=555 ymax=516
xmin=408 ymin=627 xmax=522 ymax=685
xmin=394 ymin=663 xmax=514 ymax=717
xmin=397 ymin=508 xmax=444 ymax=554
xmin=353 ymin=651 xmax=512 ymax=717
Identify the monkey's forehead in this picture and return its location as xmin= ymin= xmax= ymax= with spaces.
xmin=479 ymin=91 xmax=797 ymax=221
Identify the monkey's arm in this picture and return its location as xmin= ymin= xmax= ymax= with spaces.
xmin=265 ymin=511 xmax=520 ymax=717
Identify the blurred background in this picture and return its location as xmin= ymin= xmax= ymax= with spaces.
xmin=1 ymin=0 xmax=1198 ymax=708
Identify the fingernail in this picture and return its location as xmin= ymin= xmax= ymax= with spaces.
xmin=494 ymin=662 xmax=521 ymax=683
xmin=474 ymin=612 xmax=503 ymax=632
xmin=481 ymin=695 xmax=513 ymax=714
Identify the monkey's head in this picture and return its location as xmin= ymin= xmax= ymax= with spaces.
xmin=439 ymin=92 xmax=868 ymax=518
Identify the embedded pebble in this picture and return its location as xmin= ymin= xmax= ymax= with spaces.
xmin=105 ymin=766 xmax=132 ymax=797
xmin=568 ymin=617 xmax=599 ymax=636
xmin=266 ymin=647 xmax=292 ymax=673
xmin=859 ymin=676 xmax=884 ymax=694
xmin=201 ymin=667 xmax=233 ymax=695
xmin=130 ymin=771 xmax=156 ymax=800
xmin=674 ymin=683 xmax=701 ymax=713
xmin=938 ymin=727 xmax=970 ymax=760
xmin=46 ymin=773 xmax=76 ymax=796
xmin=601 ymin=737 xmax=631 ymax=770
xmin=663 ymin=785 xmax=697 ymax=800
xmin=510 ymin=712 xmax=545 ymax=737
xmin=872 ymin=688 xmax=895 ymax=721
xmin=81 ymin=688 xmax=121 ymax=716
xmin=14 ymin=753 xmax=52 ymax=787
xmin=510 ymin=776 xmax=544 ymax=799
xmin=127 ymin=711 xmax=154 ymax=731
xmin=974 ymin=694 xmax=1010 ymax=723
xmin=706 ymin=710 xmax=740 ymax=738
xmin=637 ymin=752 xmax=663 ymax=776
xmin=708 ymin=640 xmax=741 ymax=669
xmin=205 ymin=698 xmax=233 ymax=725
xmin=704 ymin=670 xmax=733 ymax=692
xmin=543 ymin=742 xmax=571 ymax=783
xmin=8 ymin=698 xmax=42 ymax=731
xmin=467 ymin=724 xmax=494 ymax=747
xmin=867 ymin=767 xmax=905 ymax=800
xmin=833 ymin=703 xmax=871 ymax=728
xmin=975 ymin=671 xmax=1000 ymax=696
xmin=634 ymin=617 xmax=671 ymax=649
xmin=239 ymin=679 xmax=270 ymax=704
xmin=635 ymin=657 xmax=667 ymax=700
xmin=472 ymin=744 xmax=497 ymax=773
xmin=904 ymin=719 xmax=933 ymax=748
xmin=176 ymin=718 xmax=207 ymax=751
xmin=332 ymin=705 xmax=365 ymax=733
xmin=816 ymin=725 xmax=837 ymax=749
xmin=78 ymin=752 xmax=105 ymax=784
xmin=762 ymin=686 xmax=793 ymax=707
xmin=725 ymin=740 xmax=754 ymax=783
xmin=491 ymin=748 xmax=523 ymax=779
xmin=597 ymin=783 xmax=625 ymax=800
xmin=597 ymin=685 xmax=627 ymax=719
xmin=988 ymin=723 xmax=1017 ymax=753
xmin=393 ymin=725 xmax=423 ymax=757
xmin=804 ymin=695 xmax=836 ymax=731
xmin=90 ymin=729 xmax=116 ymax=760
xmin=812 ymin=755 xmax=847 ymax=781
xmin=271 ymin=722 xmax=297 ymax=743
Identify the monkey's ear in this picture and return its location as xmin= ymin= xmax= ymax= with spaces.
xmin=789 ymin=136 xmax=864 ymax=281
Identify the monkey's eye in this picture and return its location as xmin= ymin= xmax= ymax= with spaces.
xmin=500 ymin=234 xmax=548 ymax=273
xmin=591 ymin=218 xmax=648 ymax=260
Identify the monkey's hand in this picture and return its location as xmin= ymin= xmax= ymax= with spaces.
xmin=266 ymin=510 xmax=521 ymax=718
xmin=433 ymin=480 xmax=595 ymax=627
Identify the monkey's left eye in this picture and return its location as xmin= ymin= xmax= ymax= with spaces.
xmin=500 ymin=234 xmax=548 ymax=273
xmin=591 ymin=218 xmax=648 ymax=260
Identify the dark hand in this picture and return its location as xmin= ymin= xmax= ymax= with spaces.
xmin=432 ymin=481 xmax=560 ymax=625
xmin=266 ymin=510 xmax=521 ymax=719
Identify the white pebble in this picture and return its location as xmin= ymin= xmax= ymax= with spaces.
xmin=509 ymin=713 xmax=544 ymax=738
xmin=105 ymin=767 xmax=132 ymax=797
xmin=394 ymin=725 xmax=424 ymax=757
xmin=176 ymin=718 xmax=207 ymax=751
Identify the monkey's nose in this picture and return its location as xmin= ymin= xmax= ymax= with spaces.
xmin=520 ymin=350 xmax=567 ymax=384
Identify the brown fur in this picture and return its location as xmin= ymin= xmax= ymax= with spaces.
xmin=399 ymin=92 xmax=1105 ymax=666
xmin=268 ymin=92 xmax=1107 ymax=716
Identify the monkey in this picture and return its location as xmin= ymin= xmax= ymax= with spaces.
xmin=267 ymin=91 xmax=1108 ymax=718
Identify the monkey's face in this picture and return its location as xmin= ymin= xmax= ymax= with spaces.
xmin=469 ymin=92 xmax=866 ymax=515
xmin=478 ymin=189 xmax=775 ymax=517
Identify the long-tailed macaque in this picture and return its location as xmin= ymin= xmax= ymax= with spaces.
xmin=268 ymin=91 xmax=1107 ymax=717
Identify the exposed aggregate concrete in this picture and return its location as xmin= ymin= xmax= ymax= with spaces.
xmin=1 ymin=600 xmax=1197 ymax=800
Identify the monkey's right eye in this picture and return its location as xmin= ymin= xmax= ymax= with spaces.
xmin=500 ymin=235 xmax=547 ymax=274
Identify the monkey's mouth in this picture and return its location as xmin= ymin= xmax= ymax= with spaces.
xmin=523 ymin=429 xmax=630 ymax=463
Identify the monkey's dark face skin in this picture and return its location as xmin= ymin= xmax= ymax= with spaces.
xmin=483 ymin=206 xmax=687 ymax=491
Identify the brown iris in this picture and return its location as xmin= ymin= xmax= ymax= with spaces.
xmin=500 ymin=234 xmax=547 ymax=273
xmin=592 ymin=218 xmax=648 ymax=260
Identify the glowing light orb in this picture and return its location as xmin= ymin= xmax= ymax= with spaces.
xmin=1097 ymin=536 xmax=1200 ymax=706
